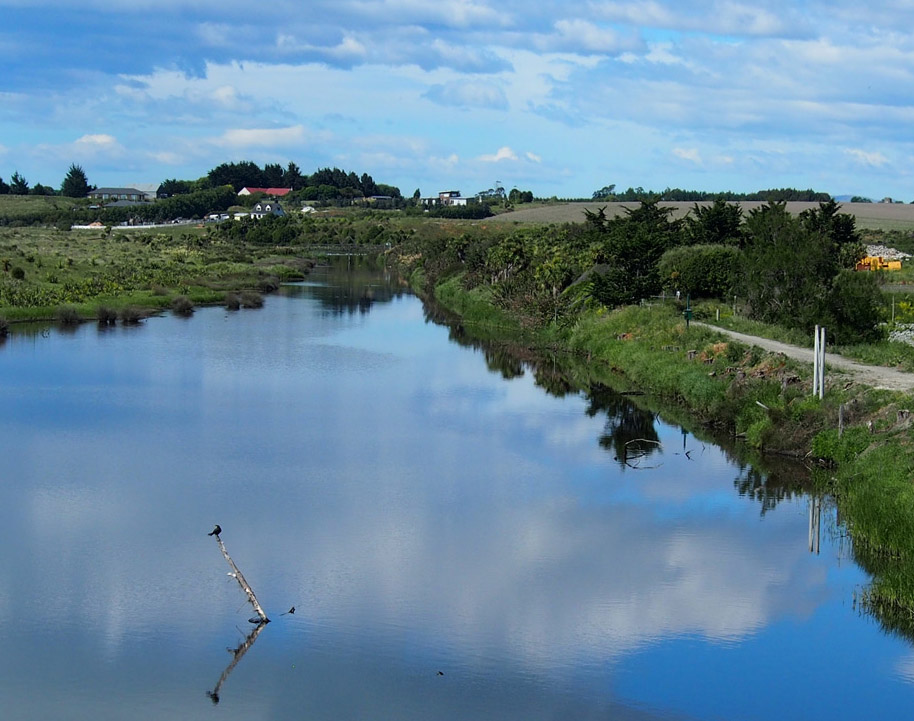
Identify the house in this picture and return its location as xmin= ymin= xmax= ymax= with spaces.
xmin=126 ymin=183 xmax=160 ymax=201
xmin=88 ymin=187 xmax=148 ymax=202
xmin=422 ymin=190 xmax=469 ymax=207
xmin=238 ymin=187 xmax=292 ymax=197
xmin=250 ymin=200 xmax=286 ymax=219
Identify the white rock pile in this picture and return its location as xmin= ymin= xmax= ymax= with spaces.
xmin=867 ymin=244 xmax=911 ymax=260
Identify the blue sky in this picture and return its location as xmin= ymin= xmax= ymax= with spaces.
xmin=1 ymin=0 xmax=912 ymax=199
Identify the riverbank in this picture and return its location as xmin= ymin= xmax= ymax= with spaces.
xmin=406 ymin=266 xmax=914 ymax=628
xmin=0 ymin=225 xmax=316 ymax=324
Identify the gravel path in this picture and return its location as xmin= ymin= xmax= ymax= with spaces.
xmin=696 ymin=323 xmax=914 ymax=392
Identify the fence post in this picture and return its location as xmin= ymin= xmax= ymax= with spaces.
xmin=813 ymin=325 xmax=820 ymax=397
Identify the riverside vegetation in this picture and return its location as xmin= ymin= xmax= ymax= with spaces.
xmin=5 ymin=195 xmax=914 ymax=633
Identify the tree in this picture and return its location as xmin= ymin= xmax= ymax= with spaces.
xmin=60 ymin=163 xmax=91 ymax=197
xmin=585 ymin=199 xmax=683 ymax=307
xmin=29 ymin=183 xmax=55 ymax=196
xmin=283 ymin=162 xmax=304 ymax=190
xmin=263 ymin=162 xmax=284 ymax=188
xmin=9 ymin=171 xmax=29 ymax=195
xmin=799 ymin=199 xmax=864 ymax=268
xmin=738 ymin=200 xmax=876 ymax=340
xmin=157 ymin=178 xmax=194 ymax=197
xmin=592 ymin=184 xmax=616 ymax=200
xmin=683 ymin=199 xmax=743 ymax=246
xmin=0 ymin=176 xmax=8 ymax=194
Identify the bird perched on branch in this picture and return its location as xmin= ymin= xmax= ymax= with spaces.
xmin=208 ymin=524 xmax=222 ymax=537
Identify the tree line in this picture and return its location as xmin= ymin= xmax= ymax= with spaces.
xmin=158 ymin=161 xmax=402 ymax=202
xmin=395 ymin=198 xmax=883 ymax=344
xmin=591 ymin=184 xmax=833 ymax=203
xmin=0 ymin=164 xmax=92 ymax=198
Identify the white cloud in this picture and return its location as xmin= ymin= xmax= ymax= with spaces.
xmin=276 ymin=32 xmax=368 ymax=63
xmin=148 ymin=150 xmax=184 ymax=165
xmin=479 ymin=146 xmax=519 ymax=162
xmin=590 ymin=0 xmax=810 ymax=38
xmin=526 ymin=151 xmax=542 ymax=163
xmin=551 ymin=18 xmax=640 ymax=54
xmin=213 ymin=125 xmax=308 ymax=148
xmin=673 ymin=147 xmax=702 ymax=163
xmin=75 ymin=133 xmax=119 ymax=150
xmin=845 ymin=149 xmax=889 ymax=167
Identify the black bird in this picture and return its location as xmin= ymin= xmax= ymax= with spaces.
xmin=281 ymin=606 xmax=295 ymax=616
xmin=208 ymin=524 xmax=222 ymax=537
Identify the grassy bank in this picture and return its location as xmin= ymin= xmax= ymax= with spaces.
xmin=0 ymin=225 xmax=315 ymax=324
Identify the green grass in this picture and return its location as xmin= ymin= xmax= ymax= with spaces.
xmin=0 ymin=226 xmax=312 ymax=321
xmin=0 ymin=194 xmax=85 ymax=221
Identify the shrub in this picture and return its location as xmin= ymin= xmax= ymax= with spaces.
xmin=119 ymin=306 xmax=145 ymax=324
xmin=240 ymin=290 xmax=264 ymax=308
xmin=257 ymin=275 xmax=280 ymax=293
xmin=96 ymin=305 xmax=118 ymax=325
xmin=811 ymin=427 xmax=873 ymax=466
xmin=826 ymin=269 xmax=886 ymax=344
xmin=11 ymin=266 xmax=25 ymax=280
xmin=171 ymin=295 xmax=194 ymax=315
xmin=56 ymin=305 xmax=81 ymax=325
xmin=658 ymin=244 xmax=740 ymax=299
xmin=225 ymin=292 xmax=241 ymax=310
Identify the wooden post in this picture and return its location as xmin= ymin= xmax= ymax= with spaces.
xmin=214 ymin=534 xmax=269 ymax=623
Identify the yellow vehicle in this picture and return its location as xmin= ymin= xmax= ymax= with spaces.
xmin=855 ymin=256 xmax=903 ymax=271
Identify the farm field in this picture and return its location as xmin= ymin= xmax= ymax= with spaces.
xmin=491 ymin=201 xmax=914 ymax=230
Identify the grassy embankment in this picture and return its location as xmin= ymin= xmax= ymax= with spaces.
xmin=0 ymin=223 xmax=314 ymax=324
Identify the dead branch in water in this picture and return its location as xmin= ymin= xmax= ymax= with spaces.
xmin=206 ymin=620 xmax=268 ymax=704
xmin=213 ymin=532 xmax=270 ymax=623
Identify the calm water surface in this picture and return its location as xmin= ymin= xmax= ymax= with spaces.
xmin=1 ymin=258 xmax=912 ymax=720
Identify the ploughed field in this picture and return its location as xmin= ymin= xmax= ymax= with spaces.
xmin=491 ymin=201 xmax=914 ymax=230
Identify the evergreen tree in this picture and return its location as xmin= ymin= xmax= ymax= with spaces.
xmin=9 ymin=171 xmax=29 ymax=195
xmin=0 ymin=176 xmax=9 ymax=194
xmin=60 ymin=163 xmax=91 ymax=197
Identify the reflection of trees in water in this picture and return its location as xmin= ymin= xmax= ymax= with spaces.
xmin=731 ymin=456 xmax=813 ymax=516
xmin=484 ymin=346 xmax=525 ymax=380
xmin=585 ymin=384 xmax=661 ymax=469
xmin=282 ymin=255 xmax=407 ymax=315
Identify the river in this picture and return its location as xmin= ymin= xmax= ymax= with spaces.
xmin=0 ymin=256 xmax=911 ymax=720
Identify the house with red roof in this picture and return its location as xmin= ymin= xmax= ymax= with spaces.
xmin=238 ymin=187 xmax=292 ymax=197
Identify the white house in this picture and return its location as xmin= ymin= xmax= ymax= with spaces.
xmin=423 ymin=190 xmax=468 ymax=207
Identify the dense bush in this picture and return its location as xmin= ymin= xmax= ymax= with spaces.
xmin=825 ymin=270 xmax=886 ymax=344
xmin=171 ymin=295 xmax=194 ymax=315
xmin=658 ymin=244 xmax=740 ymax=299
xmin=56 ymin=305 xmax=80 ymax=325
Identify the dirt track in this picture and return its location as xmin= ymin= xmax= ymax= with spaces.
xmin=696 ymin=323 xmax=914 ymax=392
